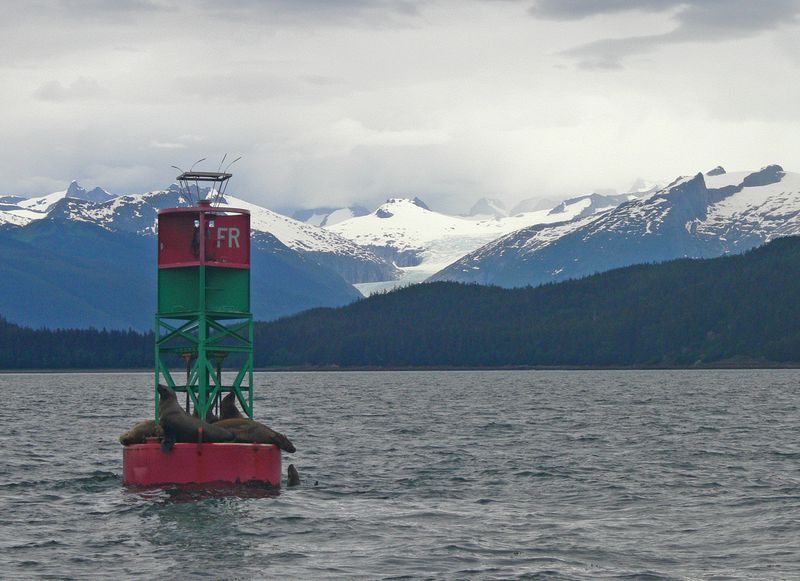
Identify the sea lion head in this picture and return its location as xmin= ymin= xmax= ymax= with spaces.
xmin=220 ymin=391 xmax=244 ymax=419
xmin=119 ymin=419 xmax=163 ymax=446
xmin=157 ymin=384 xmax=177 ymax=404
xmin=287 ymin=464 xmax=300 ymax=487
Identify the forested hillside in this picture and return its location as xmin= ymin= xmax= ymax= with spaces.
xmin=255 ymin=236 xmax=800 ymax=367
xmin=3 ymin=236 xmax=800 ymax=369
xmin=0 ymin=317 xmax=152 ymax=369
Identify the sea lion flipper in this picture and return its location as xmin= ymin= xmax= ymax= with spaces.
xmin=161 ymin=432 xmax=175 ymax=453
xmin=275 ymin=433 xmax=296 ymax=454
xmin=211 ymin=418 xmax=294 ymax=450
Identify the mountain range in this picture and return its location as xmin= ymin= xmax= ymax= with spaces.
xmin=13 ymin=183 xmax=398 ymax=284
xmin=327 ymin=191 xmax=636 ymax=293
xmin=0 ymin=183 xmax=373 ymax=329
xmin=2 ymin=164 xmax=799 ymax=330
xmin=431 ymin=165 xmax=800 ymax=287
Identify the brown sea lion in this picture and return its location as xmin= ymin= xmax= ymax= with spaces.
xmin=287 ymin=464 xmax=301 ymax=487
xmin=157 ymin=385 xmax=236 ymax=452
xmin=219 ymin=391 xmax=244 ymax=420
xmin=119 ymin=419 xmax=163 ymax=446
xmin=214 ymin=418 xmax=296 ymax=453
xmin=192 ymin=408 xmax=219 ymax=423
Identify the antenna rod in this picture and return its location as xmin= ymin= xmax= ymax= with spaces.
xmin=189 ymin=158 xmax=206 ymax=202
xmin=223 ymin=156 xmax=242 ymax=174
xmin=213 ymin=154 xmax=229 ymax=207
xmin=171 ymin=164 xmax=191 ymax=204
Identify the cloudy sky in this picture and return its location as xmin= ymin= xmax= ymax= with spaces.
xmin=4 ymin=0 xmax=800 ymax=213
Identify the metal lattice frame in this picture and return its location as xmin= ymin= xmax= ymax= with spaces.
xmin=155 ymin=311 xmax=254 ymax=420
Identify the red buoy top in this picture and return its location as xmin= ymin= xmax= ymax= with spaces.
xmin=158 ymin=204 xmax=250 ymax=269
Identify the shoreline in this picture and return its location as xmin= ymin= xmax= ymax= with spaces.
xmin=3 ymin=360 xmax=800 ymax=373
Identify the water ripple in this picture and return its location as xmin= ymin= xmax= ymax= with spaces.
xmin=0 ymin=369 xmax=799 ymax=579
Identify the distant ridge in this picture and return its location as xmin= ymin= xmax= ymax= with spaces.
xmin=255 ymin=236 xmax=800 ymax=368
xmin=0 ymin=218 xmax=361 ymax=330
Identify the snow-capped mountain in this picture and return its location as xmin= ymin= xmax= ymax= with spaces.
xmin=547 ymin=192 xmax=636 ymax=218
xmin=0 ymin=181 xmax=113 ymax=228
xmin=18 ymin=180 xmax=112 ymax=212
xmin=64 ymin=181 xmax=115 ymax=203
xmin=293 ymin=205 xmax=370 ymax=227
xmin=431 ymin=165 xmax=800 ymax=287
xmin=328 ymin=192 xmax=634 ymax=294
xmin=510 ymin=197 xmax=562 ymax=215
xmin=627 ymin=177 xmax=663 ymax=195
xmin=219 ymin=195 xmax=396 ymax=283
xmin=467 ymin=198 xmax=508 ymax=219
xmin=3 ymin=183 xmax=398 ymax=284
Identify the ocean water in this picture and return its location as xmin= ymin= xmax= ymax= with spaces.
xmin=1 ymin=369 xmax=799 ymax=580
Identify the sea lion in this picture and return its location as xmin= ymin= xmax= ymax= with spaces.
xmin=157 ymin=385 xmax=236 ymax=452
xmin=119 ymin=419 xmax=163 ymax=446
xmin=287 ymin=464 xmax=301 ymax=487
xmin=192 ymin=408 xmax=219 ymax=423
xmin=220 ymin=391 xmax=244 ymax=420
xmin=214 ymin=418 xmax=296 ymax=453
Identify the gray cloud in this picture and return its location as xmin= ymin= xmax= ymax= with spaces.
xmin=531 ymin=0 xmax=800 ymax=69
xmin=2 ymin=1 xmax=800 ymax=213
xmin=170 ymin=72 xmax=348 ymax=103
xmin=180 ymin=0 xmax=426 ymax=27
xmin=16 ymin=0 xmax=166 ymax=22
xmin=0 ymin=0 xmax=424 ymax=33
xmin=34 ymin=77 xmax=106 ymax=101
xmin=531 ymin=0 xmax=679 ymax=20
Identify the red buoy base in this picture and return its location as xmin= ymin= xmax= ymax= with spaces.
xmin=122 ymin=442 xmax=282 ymax=487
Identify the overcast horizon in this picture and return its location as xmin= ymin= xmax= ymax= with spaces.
xmin=4 ymin=0 xmax=800 ymax=214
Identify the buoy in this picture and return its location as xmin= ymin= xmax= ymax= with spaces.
xmin=122 ymin=168 xmax=283 ymax=487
